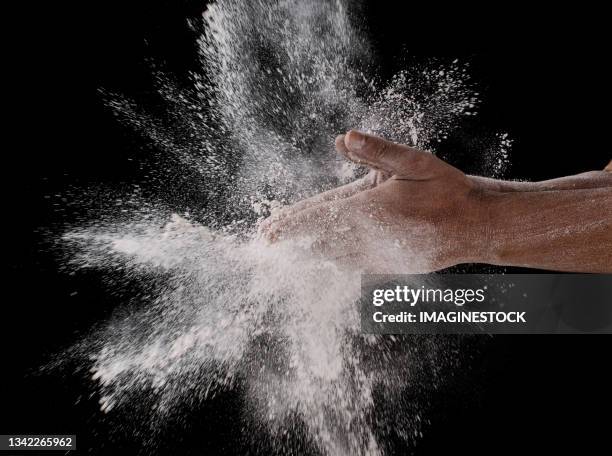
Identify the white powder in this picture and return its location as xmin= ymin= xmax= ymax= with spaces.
xmin=57 ymin=1 xmax=511 ymax=454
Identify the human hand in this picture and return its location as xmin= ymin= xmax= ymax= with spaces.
xmin=260 ymin=130 xmax=488 ymax=273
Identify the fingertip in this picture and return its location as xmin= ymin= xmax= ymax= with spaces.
xmin=335 ymin=134 xmax=346 ymax=149
xmin=335 ymin=134 xmax=351 ymax=157
xmin=345 ymin=129 xmax=367 ymax=152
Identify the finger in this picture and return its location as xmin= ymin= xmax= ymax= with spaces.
xmin=343 ymin=130 xmax=438 ymax=178
xmin=335 ymin=134 xmax=352 ymax=159
xmin=261 ymin=193 xmax=400 ymax=272
xmin=288 ymin=172 xmax=377 ymax=209
xmin=263 ymin=199 xmax=339 ymax=243
xmin=257 ymin=171 xmax=377 ymax=236
xmin=336 ymin=134 xmax=393 ymax=183
xmin=258 ymin=132 xmax=397 ymax=238
xmin=605 ymin=160 xmax=612 ymax=172
xmin=262 ymin=198 xmax=361 ymax=260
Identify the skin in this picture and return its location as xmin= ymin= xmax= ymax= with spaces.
xmin=260 ymin=130 xmax=612 ymax=273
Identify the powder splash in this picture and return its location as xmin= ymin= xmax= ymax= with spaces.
xmin=57 ymin=1 xmax=509 ymax=454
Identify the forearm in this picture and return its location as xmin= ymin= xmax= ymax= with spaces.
xmin=471 ymin=169 xmax=612 ymax=192
xmin=479 ymin=187 xmax=612 ymax=272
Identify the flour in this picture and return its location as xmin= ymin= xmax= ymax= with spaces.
xmin=58 ymin=1 xmax=510 ymax=454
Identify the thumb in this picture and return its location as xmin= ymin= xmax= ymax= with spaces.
xmin=343 ymin=130 xmax=435 ymax=177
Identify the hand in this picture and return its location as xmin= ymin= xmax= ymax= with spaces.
xmin=260 ymin=131 xmax=612 ymax=273
xmin=261 ymin=130 xmax=488 ymax=273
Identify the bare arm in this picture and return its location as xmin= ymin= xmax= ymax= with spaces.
xmin=262 ymin=132 xmax=612 ymax=274
xmin=471 ymin=168 xmax=612 ymax=192
xmin=481 ymin=186 xmax=612 ymax=272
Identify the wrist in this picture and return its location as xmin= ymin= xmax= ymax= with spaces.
xmin=459 ymin=186 xmax=506 ymax=265
xmin=479 ymin=190 xmax=504 ymax=265
xmin=475 ymin=189 xmax=529 ymax=267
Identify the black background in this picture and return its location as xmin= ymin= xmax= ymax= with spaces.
xmin=3 ymin=1 xmax=611 ymax=454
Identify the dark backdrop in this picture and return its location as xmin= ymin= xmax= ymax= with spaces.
xmin=4 ymin=1 xmax=610 ymax=454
